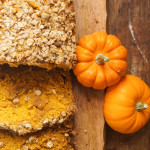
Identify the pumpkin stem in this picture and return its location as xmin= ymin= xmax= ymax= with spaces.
xmin=136 ymin=102 xmax=148 ymax=112
xmin=95 ymin=54 xmax=110 ymax=65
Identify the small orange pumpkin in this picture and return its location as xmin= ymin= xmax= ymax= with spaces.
xmin=73 ymin=32 xmax=127 ymax=89
xmin=104 ymin=75 xmax=150 ymax=134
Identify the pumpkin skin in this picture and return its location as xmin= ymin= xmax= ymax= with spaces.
xmin=104 ymin=75 xmax=150 ymax=134
xmin=73 ymin=32 xmax=127 ymax=89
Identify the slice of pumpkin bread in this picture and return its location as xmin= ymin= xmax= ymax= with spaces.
xmin=0 ymin=121 xmax=74 ymax=150
xmin=0 ymin=0 xmax=76 ymax=70
xmin=0 ymin=64 xmax=76 ymax=135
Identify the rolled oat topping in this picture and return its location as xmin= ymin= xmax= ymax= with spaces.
xmin=34 ymin=90 xmax=42 ymax=96
xmin=22 ymin=145 xmax=29 ymax=150
xmin=64 ymin=133 xmax=69 ymax=137
xmin=13 ymin=98 xmax=19 ymax=104
xmin=24 ymin=96 xmax=31 ymax=101
xmin=52 ymin=89 xmax=56 ymax=94
xmin=0 ymin=0 xmax=76 ymax=70
xmin=61 ymin=111 xmax=67 ymax=117
xmin=0 ymin=142 xmax=4 ymax=148
xmin=26 ymin=136 xmax=38 ymax=144
xmin=47 ymin=140 xmax=53 ymax=148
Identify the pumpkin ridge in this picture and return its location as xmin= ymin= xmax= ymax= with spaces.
xmin=126 ymin=76 xmax=144 ymax=100
xmin=128 ymin=112 xmax=149 ymax=133
xmin=106 ymin=45 xmax=127 ymax=60
xmin=103 ymin=35 xmax=121 ymax=53
xmin=82 ymin=61 xmax=95 ymax=74
xmin=106 ymin=112 xmax=137 ymax=133
xmin=109 ymin=110 xmax=137 ymax=124
xmin=101 ymin=35 xmax=107 ymax=51
xmin=106 ymin=61 xmax=120 ymax=75
xmin=107 ymin=60 xmax=127 ymax=77
xmin=92 ymin=65 xmax=107 ymax=89
xmin=104 ymin=64 xmax=120 ymax=86
xmin=77 ymin=46 xmax=95 ymax=62
xmin=102 ymin=34 xmax=108 ymax=52
xmin=104 ymin=103 xmax=135 ymax=113
xmin=92 ymin=63 xmax=98 ymax=87
xmin=126 ymin=112 xmax=138 ymax=133
xmin=144 ymin=96 xmax=150 ymax=104
xmin=105 ymin=44 xmax=121 ymax=53
xmin=92 ymin=32 xmax=108 ymax=51
xmin=114 ymin=89 xmax=137 ymax=101
xmin=92 ymin=34 xmax=98 ymax=52
xmin=78 ymin=45 xmax=95 ymax=54
xmin=78 ymin=35 xmax=96 ymax=52
xmin=105 ymin=93 xmax=135 ymax=107
xmin=77 ymin=62 xmax=97 ymax=87
xmin=105 ymin=113 xmax=136 ymax=123
xmin=74 ymin=61 xmax=94 ymax=76
xmin=102 ymin=64 xmax=107 ymax=86
xmin=141 ymin=82 xmax=150 ymax=103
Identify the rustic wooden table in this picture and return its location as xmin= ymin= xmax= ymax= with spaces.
xmin=106 ymin=0 xmax=150 ymax=150
xmin=73 ymin=0 xmax=150 ymax=150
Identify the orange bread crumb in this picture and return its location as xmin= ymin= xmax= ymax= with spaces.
xmin=0 ymin=65 xmax=76 ymax=135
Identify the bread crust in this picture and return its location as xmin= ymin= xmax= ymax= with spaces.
xmin=0 ymin=121 xmax=74 ymax=150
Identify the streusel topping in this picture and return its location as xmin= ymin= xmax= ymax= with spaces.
xmin=0 ymin=0 xmax=76 ymax=69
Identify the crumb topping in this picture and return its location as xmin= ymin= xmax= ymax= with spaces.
xmin=0 ymin=0 xmax=76 ymax=69
xmin=13 ymin=98 xmax=19 ymax=104
xmin=52 ymin=89 xmax=56 ymax=94
xmin=34 ymin=90 xmax=42 ymax=96
xmin=26 ymin=136 xmax=38 ymax=144
xmin=61 ymin=111 xmax=67 ymax=117
xmin=65 ymin=133 xmax=69 ymax=137
xmin=51 ymin=137 xmax=55 ymax=141
xmin=47 ymin=140 xmax=53 ymax=148
xmin=22 ymin=145 xmax=29 ymax=150
xmin=0 ymin=142 xmax=4 ymax=148
xmin=24 ymin=96 xmax=31 ymax=101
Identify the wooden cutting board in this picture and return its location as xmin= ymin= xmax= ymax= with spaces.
xmin=73 ymin=0 xmax=107 ymax=150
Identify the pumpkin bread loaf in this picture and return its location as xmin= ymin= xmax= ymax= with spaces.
xmin=0 ymin=65 xmax=76 ymax=135
xmin=0 ymin=121 xmax=74 ymax=150
xmin=0 ymin=0 xmax=76 ymax=70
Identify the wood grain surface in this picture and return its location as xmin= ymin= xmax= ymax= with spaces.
xmin=73 ymin=0 xmax=107 ymax=150
xmin=106 ymin=0 xmax=150 ymax=150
